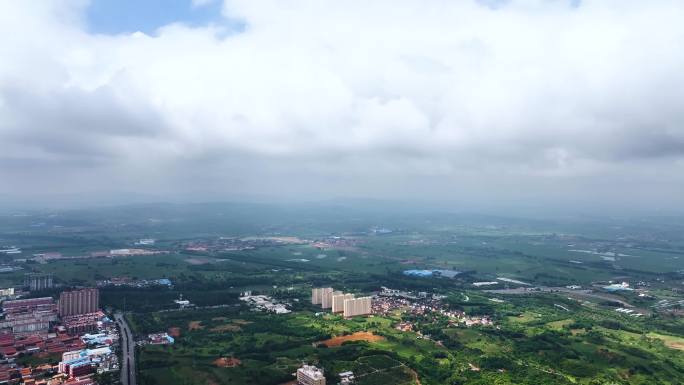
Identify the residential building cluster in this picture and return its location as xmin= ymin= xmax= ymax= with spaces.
xmin=311 ymin=288 xmax=371 ymax=318
xmin=375 ymin=287 xmax=494 ymax=329
xmin=61 ymin=312 xmax=107 ymax=335
xmin=182 ymin=236 xmax=296 ymax=253
xmin=0 ymin=287 xmax=118 ymax=385
xmin=24 ymin=274 xmax=54 ymax=292
xmin=146 ymin=332 xmax=175 ymax=345
xmin=0 ymin=332 xmax=84 ymax=359
xmin=311 ymin=236 xmax=359 ymax=250
xmin=0 ymin=297 xmax=58 ymax=335
xmin=96 ymin=277 xmax=172 ymax=289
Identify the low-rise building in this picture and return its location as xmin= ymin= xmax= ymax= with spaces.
xmin=339 ymin=371 xmax=355 ymax=384
xmin=296 ymin=364 xmax=326 ymax=385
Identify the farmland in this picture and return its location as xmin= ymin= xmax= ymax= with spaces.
xmin=1 ymin=203 xmax=683 ymax=384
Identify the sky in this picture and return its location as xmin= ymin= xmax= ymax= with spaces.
xmin=1 ymin=0 xmax=684 ymax=213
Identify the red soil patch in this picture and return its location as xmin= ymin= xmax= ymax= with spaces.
xmin=168 ymin=327 xmax=181 ymax=338
xmin=214 ymin=357 xmax=242 ymax=368
xmin=318 ymin=331 xmax=385 ymax=347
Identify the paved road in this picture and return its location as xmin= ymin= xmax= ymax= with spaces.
xmin=115 ymin=313 xmax=137 ymax=385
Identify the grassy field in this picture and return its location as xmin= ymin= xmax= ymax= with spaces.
xmin=133 ymin=308 xmax=435 ymax=385
xmin=128 ymin=289 xmax=684 ymax=385
xmin=3 ymin=205 xmax=684 ymax=384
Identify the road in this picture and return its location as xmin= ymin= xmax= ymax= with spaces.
xmin=115 ymin=312 xmax=137 ymax=385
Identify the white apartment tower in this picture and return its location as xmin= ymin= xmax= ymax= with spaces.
xmin=343 ymin=297 xmax=372 ymax=318
xmin=332 ymin=293 xmax=354 ymax=313
xmin=297 ymin=364 xmax=326 ymax=385
xmin=311 ymin=288 xmax=323 ymax=305
xmin=321 ymin=289 xmax=338 ymax=309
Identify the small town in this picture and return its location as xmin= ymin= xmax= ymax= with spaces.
xmin=0 ymin=275 xmax=119 ymax=385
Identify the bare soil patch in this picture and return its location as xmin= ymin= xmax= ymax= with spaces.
xmin=188 ymin=321 xmax=203 ymax=330
xmin=665 ymin=341 xmax=684 ymax=350
xmin=168 ymin=327 xmax=181 ymax=337
xmin=214 ymin=357 xmax=242 ymax=368
xmin=317 ymin=331 xmax=385 ymax=347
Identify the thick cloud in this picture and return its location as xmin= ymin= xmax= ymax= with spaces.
xmin=1 ymin=0 xmax=684 ymax=210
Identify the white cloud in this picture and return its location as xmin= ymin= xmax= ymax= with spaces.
xmin=1 ymin=0 xmax=684 ymax=208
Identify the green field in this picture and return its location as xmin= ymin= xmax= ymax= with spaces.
xmin=1 ymin=204 xmax=683 ymax=384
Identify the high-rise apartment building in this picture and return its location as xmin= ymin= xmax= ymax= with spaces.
xmin=332 ymin=293 xmax=354 ymax=313
xmin=343 ymin=297 xmax=372 ymax=318
xmin=311 ymin=288 xmax=323 ymax=305
xmin=296 ymin=364 xmax=326 ymax=385
xmin=58 ymin=288 xmax=99 ymax=317
xmin=24 ymin=273 xmax=53 ymax=291
xmin=320 ymin=288 xmax=335 ymax=309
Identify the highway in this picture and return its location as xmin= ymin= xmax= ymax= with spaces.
xmin=115 ymin=312 xmax=137 ymax=385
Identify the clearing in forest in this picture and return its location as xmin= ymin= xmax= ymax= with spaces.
xmin=317 ymin=331 xmax=385 ymax=347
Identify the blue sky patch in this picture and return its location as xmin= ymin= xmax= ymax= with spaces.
xmin=86 ymin=0 xmax=224 ymax=35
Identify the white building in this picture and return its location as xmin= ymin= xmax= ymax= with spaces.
xmin=320 ymin=288 xmax=336 ymax=309
xmin=297 ymin=365 xmax=326 ymax=385
xmin=311 ymin=288 xmax=323 ymax=305
xmin=332 ymin=293 xmax=354 ymax=313
xmin=343 ymin=297 xmax=371 ymax=318
xmin=0 ymin=287 xmax=14 ymax=297
xmin=339 ymin=371 xmax=355 ymax=384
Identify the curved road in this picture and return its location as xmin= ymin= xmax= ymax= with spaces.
xmin=115 ymin=312 xmax=137 ymax=385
